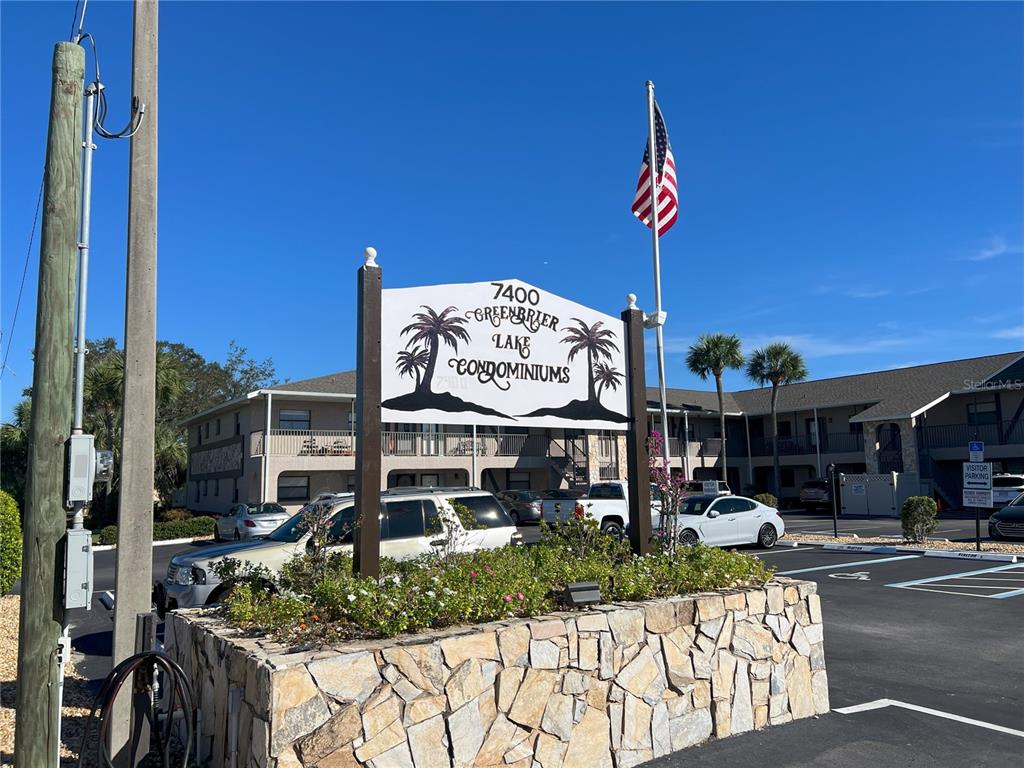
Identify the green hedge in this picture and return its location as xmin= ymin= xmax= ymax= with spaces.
xmin=0 ymin=490 xmax=22 ymax=594
xmin=93 ymin=515 xmax=216 ymax=546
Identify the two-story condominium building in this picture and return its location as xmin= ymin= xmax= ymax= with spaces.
xmin=184 ymin=351 xmax=1024 ymax=514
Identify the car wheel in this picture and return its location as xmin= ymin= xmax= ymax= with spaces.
xmin=679 ymin=529 xmax=699 ymax=547
xmin=758 ymin=524 xmax=778 ymax=549
xmin=601 ymin=519 xmax=625 ymax=540
xmin=510 ymin=511 xmax=520 ymax=526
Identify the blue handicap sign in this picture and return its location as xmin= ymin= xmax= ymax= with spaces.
xmin=968 ymin=440 xmax=984 ymax=453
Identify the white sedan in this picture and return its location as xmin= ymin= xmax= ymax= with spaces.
xmin=655 ymin=494 xmax=785 ymax=549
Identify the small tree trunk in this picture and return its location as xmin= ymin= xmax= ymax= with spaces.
xmin=771 ymin=384 xmax=781 ymax=495
xmin=716 ymin=374 xmax=727 ymax=483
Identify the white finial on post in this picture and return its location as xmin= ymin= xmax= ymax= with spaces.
xmin=364 ymin=246 xmax=378 ymax=268
xmin=626 ymin=293 xmax=638 ymax=310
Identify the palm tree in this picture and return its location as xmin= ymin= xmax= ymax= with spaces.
xmin=686 ymin=334 xmax=744 ymax=481
xmin=746 ymin=342 xmax=808 ymax=494
xmin=593 ymin=362 xmax=624 ymax=401
xmin=396 ymin=346 xmax=430 ymax=389
xmin=561 ymin=319 xmax=620 ymax=401
xmin=400 ymin=306 xmax=471 ymax=394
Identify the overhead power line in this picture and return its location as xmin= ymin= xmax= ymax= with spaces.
xmin=0 ymin=177 xmax=44 ymax=381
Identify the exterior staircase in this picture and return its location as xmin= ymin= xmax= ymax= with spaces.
xmin=548 ymin=437 xmax=589 ymax=489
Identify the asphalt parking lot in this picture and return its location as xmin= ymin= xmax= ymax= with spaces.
xmin=649 ymin=545 xmax=1024 ymax=767
xmin=777 ymin=510 xmax=994 ymax=543
xmin=58 ymin=532 xmax=1024 ymax=766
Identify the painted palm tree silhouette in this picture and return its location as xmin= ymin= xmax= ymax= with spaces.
xmin=400 ymin=306 xmax=471 ymax=394
xmin=593 ymin=362 xmax=624 ymax=401
xmin=561 ymin=318 xmax=619 ymax=402
xmin=396 ymin=346 xmax=430 ymax=390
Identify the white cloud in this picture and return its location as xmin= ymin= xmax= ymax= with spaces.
xmin=990 ymin=325 xmax=1024 ymax=340
xmin=742 ymin=333 xmax=917 ymax=358
xmin=967 ymin=236 xmax=1023 ymax=262
xmin=845 ymin=287 xmax=892 ymax=299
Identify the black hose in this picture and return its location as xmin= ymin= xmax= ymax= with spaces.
xmin=77 ymin=650 xmax=196 ymax=768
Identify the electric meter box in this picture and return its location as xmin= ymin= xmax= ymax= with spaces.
xmin=64 ymin=528 xmax=94 ymax=610
xmin=65 ymin=434 xmax=96 ymax=507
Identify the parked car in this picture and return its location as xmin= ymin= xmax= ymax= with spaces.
xmin=989 ymin=492 xmax=1024 ymax=540
xmin=495 ymin=490 xmax=545 ymax=525
xmin=213 ymin=502 xmax=291 ymax=541
xmin=798 ymin=480 xmax=832 ymax=511
xmin=668 ymin=494 xmax=786 ymax=549
xmin=543 ymin=481 xmax=662 ymax=538
xmin=992 ymin=474 xmax=1024 ymax=507
xmin=156 ymin=489 xmax=522 ymax=612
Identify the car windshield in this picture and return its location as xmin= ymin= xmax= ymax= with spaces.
xmin=1010 ymin=493 xmax=1024 ymax=507
xmin=451 ymin=495 xmax=514 ymax=528
xmin=993 ymin=477 xmax=1024 ymax=488
xmin=267 ymin=510 xmax=311 ymax=542
xmin=681 ymin=496 xmax=714 ymax=515
xmin=515 ymin=492 xmax=542 ymax=501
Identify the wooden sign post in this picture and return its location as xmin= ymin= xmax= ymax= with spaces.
xmin=354 ymin=248 xmax=382 ymax=578
xmin=622 ymin=294 xmax=651 ymax=555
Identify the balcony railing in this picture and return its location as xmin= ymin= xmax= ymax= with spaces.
xmin=252 ymin=429 xmax=355 ymax=457
xmin=748 ymin=432 xmax=864 ymax=457
xmin=922 ymin=420 xmax=1024 ymax=450
xmin=382 ymin=431 xmax=549 ymax=458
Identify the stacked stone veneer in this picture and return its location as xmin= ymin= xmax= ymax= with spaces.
xmin=164 ymin=577 xmax=828 ymax=768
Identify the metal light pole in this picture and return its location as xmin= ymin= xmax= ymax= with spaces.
xmin=828 ymin=463 xmax=838 ymax=538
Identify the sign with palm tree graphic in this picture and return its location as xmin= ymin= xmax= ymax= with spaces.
xmin=381 ymin=279 xmax=629 ymax=429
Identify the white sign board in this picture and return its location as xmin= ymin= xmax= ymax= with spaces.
xmin=381 ymin=279 xmax=629 ymax=430
xmin=968 ymin=441 xmax=984 ymax=462
xmin=963 ymin=488 xmax=994 ymax=508
xmin=701 ymin=480 xmax=719 ymax=495
xmin=962 ymin=462 xmax=992 ymax=490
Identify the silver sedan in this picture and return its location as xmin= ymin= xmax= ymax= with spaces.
xmin=214 ymin=503 xmax=291 ymax=541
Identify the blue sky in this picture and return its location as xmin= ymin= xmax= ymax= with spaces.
xmin=2 ymin=1 xmax=1022 ymax=417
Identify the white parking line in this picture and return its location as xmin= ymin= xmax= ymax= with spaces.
xmin=777 ymin=555 xmax=920 ymax=576
xmin=886 ymin=564 xmax=1024 ymax=599
xmin=835 ymin=699 xmax=1024 ymax=738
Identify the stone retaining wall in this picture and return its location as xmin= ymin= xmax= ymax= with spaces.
xmin=165 ymin=577 xmax=827 ymax=767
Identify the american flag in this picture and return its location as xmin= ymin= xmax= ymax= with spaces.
xmin=631 ymin=100 xmax=678 ymax=236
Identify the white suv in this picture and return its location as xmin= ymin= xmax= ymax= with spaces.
xmin=156 ymin=488 xmax=521 ymax=612
xmin=993 ymin=474 xmax=1024 ymax=507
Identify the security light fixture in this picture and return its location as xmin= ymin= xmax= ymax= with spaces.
xmin=565 ymin=581 xmax=602 ymax=607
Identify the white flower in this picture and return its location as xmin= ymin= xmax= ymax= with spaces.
xmin=391 ymin=575 xmax=401 ymax=585
xmin=347 ymin=593 xmax=356 ymax=602
xmin=426 ymin=590 xmax=436 ymax=598
xmin=359 ymin=589 xmax=368 ymax=596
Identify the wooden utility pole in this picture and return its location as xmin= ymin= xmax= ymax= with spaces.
xmin=622 ymin=294 xmax=652 ymax=556
xmin=354 ymin=248 xmax=382 ymax=578
xmin=15 ymin=41 xmax=84 ymax=768
xmin=110 ymin=0 xmax=157 ymax=760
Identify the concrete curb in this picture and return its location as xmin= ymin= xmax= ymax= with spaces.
xmin=92 ymin=535 xmax=209 ymax=552
xmin=795 ymin=541 xmax=1021 ymax=563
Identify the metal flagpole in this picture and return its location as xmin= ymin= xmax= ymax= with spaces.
xmin=645 ymin=80 xmax=671 ymax=467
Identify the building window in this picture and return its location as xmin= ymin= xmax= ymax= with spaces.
xmin=216 ymin=418 xmax=221 ymax=436
xmin=849 ymin=421 xmax=863 ymax=434
xmin=279 ymin=409 xmax=311 ymax=431
xmin=278 ymin=475 xmax=310 ymax=501
xmin=420 ymin=473 xmax=440 ymax=487
xmin=508 ymin=471 xmax=531 ymax=490
xmin=204 ymin=423 xmax=210 ymax=439
xmin=780 ymin=468 xmax=795 ymax=488
xmin=967 ymin=400 xmax=998 ymax=427
xmin=777 ymin=421 xmax=792 ymax=438
xmin=234 ymin=412 xmax=241 ymax=435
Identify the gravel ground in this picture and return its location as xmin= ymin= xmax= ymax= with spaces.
xmin=783 ymin=532 xmax=1024 ymax=554
xmin=1 ymin=596 xmax=95 ymax=766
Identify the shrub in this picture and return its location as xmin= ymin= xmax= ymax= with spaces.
xmin=158 ymin=507 xmax=193 ymax=523
xmin=92 ymin=515 xmax=216 ymax=546
xmin=0 ymin=490 xmax=22 ymax=594
xmin=215 ymin=538 xmax=774 ymax=642
xmin=96 ymin=525 xmax=119 ymax=546
xmin=901 ymin=496 xmax=938 ymax=543
xmin=753 ymin=493 xmax=779 ymax=509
